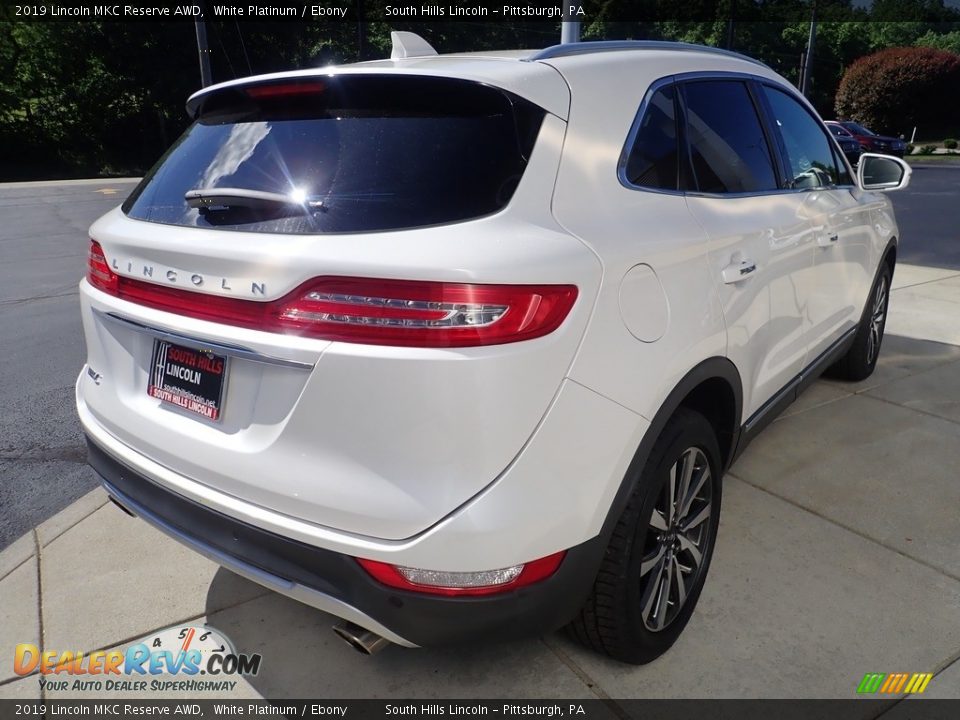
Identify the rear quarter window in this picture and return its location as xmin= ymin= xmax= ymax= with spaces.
xmin=622 ymin=84 xmax=680 ymax=191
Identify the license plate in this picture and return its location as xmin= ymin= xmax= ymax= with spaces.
xmin=148 ymin=340 xmax=228 ymax=421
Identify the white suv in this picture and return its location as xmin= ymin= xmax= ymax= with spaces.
xmin=77 ymin=36 xmax=911 ymax=664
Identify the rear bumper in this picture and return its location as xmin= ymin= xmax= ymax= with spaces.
xmin=86 ymin=435 xmax=605 ymax=648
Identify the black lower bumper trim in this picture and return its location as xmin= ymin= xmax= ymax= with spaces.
xmin=85 ymin=436 xmax=604 ymax=647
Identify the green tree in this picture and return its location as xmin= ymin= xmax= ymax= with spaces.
xmin=835 ymin=45 xmax=960 ymax=136
xmin=915 ymin=28 xmax=960 ymax=53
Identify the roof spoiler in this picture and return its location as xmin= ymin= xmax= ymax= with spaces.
xmin=184 ymin=32 xmax=441 ymax=118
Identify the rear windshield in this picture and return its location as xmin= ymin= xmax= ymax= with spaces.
xmin=123 ymin=75 xmax=546 ymax=234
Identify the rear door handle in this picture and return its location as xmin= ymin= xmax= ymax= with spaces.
xmin=818 ymin=233 xmax=839 ymax=248
xmin=721 ymin=259 xmax=757 ymax=284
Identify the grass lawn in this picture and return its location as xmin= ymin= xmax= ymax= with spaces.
xmin=905 ymin=154 xmax=960 ymax=164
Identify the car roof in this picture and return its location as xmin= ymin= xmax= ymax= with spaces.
xmin=526 ymin=40 xmax=769 ymax=68
xmin=186 ymin=41 xmax=782 ymax=122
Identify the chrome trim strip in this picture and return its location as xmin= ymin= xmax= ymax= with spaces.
xmin=616 ymin=70 xmax=858 ymax=198
xmin=94 ymin=309 xmax=315 ymax=370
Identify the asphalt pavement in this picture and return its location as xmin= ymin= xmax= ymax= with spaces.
xmin=892 ymin=165 xmax=960 ymax=270
xmin=0 ymin=178 xmax=140 ymax=549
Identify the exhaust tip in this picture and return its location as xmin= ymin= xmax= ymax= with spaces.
xmin=332 ymin=622 xmax=391 ymax=655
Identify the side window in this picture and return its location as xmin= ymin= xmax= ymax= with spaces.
xmin=680 ymin=80 xmax=778 ymax=194
xmin=761 ymin=86 xmax=841 ymax=189
xmin=832 ymin=146 xmax=854 ymax=186
xmin=623 ymin=84 xmax=679 ymax=191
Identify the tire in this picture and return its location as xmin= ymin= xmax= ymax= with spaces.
xmin=566 ymin=407 xmax=722 ymax=664
xmin=830 ymin=262 xmax=892 ymax=382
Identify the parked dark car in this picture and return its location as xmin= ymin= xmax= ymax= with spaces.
xmin=826 ymin=121 xmax=907 ymax=158
xmin=827 ymin=126 xmax=863 ymax=166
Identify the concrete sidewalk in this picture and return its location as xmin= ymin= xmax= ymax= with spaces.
xmin=2 ymin=263 xmax=960 ymax=706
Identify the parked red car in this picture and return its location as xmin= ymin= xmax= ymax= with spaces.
xmin=826 ymin=121 xmax=907 ymax=158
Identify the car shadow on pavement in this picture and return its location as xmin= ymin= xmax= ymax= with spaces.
xmin=203 ymin=568 xmax=592 ymax=699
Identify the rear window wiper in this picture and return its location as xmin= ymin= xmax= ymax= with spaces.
xmin=185 ymin=187 xmax=324 ymax=210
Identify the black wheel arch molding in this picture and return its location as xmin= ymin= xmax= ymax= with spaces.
xmin=595 ymin=356 xmax=743 ymax=550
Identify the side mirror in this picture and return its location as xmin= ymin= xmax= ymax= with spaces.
xmin=858 ymin=153 xmax=912 ymax=192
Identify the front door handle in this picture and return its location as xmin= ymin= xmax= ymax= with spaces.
xmin=818 ymin=233 xmax=839 ymax=248
xmin=721 ymin=259 xmax=757 ymax=284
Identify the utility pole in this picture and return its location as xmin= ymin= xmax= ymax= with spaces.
xmin=800 ymin=0 xmax=817 ymax=98
xmin=561 ymin=4 xmax=580 ymax=44
xmin=356 ymin=0 xmax=367 ymax=60
xmin=194 ymin=18 xmax=213 ymax=88
xmin=726 ymin=0 xmax=736 ymax=49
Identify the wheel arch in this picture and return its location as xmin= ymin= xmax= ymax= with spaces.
xmin=597 ymin=357 xmax=743 ymax=543
xmin=882 ymin=237 xmax=897 ymax=276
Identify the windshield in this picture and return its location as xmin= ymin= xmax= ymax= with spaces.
xmin=123 ymin=75 xmax=545 ymax=234
xmin=842 ymin=121 xmax=875 ymax=136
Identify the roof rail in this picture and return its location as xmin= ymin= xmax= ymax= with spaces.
xmin=526 ymin=41 xmax=769 ymax=69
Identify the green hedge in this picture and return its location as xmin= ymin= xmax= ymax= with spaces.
xmin=835 ymin=46 xmax=960 ymax=138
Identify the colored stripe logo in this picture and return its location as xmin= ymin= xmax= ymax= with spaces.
xmin=857 ymin=672 xmax=933 ymax=694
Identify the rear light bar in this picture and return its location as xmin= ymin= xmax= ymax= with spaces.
xmin=355 ymin=552 xmax=565 ymax=597
xmin=86 ymin=241 xmax=577 ymax=348
xmin=245 ymin=81 xmax=326 ymax=100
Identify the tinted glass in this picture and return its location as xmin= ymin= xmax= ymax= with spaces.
xmin=682 ymin=81 xmax=777 ymax=194
xmin=624 ymin=84 xmax=679 ymax=190
xmin=833 ymin=145 xmax=854 ymax=186
xmin=842 ymin=121 xmax=874 ymax=136
xmin=762 ymin=86 xmax=841 ymax=189
xmin=826 ymin=124 xmax=847 ymax=137
xmin=123 ymin=76 xmax=545 ymax=234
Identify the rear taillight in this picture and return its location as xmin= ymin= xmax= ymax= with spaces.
xmin=86 ymin=245 xmax=577 ymax=348
xmin=274 ymin=278 xmax=577 ymax=347
xmin=87 ymin=240 xmax=118 ymax=294
xmin=355 ymin=552 xmax=565 ymax=597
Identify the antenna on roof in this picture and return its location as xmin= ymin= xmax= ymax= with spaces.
xmin=390 ymin=31 xmax=438 ymax=60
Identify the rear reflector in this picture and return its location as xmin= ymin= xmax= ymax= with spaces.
xmin=86 ymin=241 xmax=577 ymax=348
xmin=355 ymin=552 xmax=565 ymax=597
